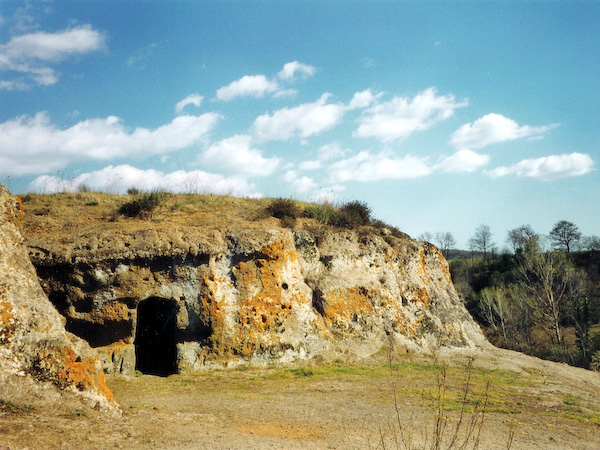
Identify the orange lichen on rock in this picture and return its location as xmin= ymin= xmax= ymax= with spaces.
xmin=236 ymin=241 xmax=294 ymax=333
xmin=415 ymin=288 xmax=430 ymax=306
xmin=260 ymin=238 xmax=298 ymax=263
xmin=37 ymin=345 xmax=115 ymax=403
xmin=438 ymin=251 xmax=452 ymax=283
xmin=0 ymin=300 xmax=15 ymax=343
xmin=417 ymin=249 xmax=431 ymax=284
xmin=94 ymin=302 xmax=131 ymax=322
xmin=13 ymin=196 xmax=25 ymax=218
xmin=321 ymin=287 xmax=375 ymax=323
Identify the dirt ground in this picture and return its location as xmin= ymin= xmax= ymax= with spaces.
xmin=1 ymin=347 xmax=600 ymax=450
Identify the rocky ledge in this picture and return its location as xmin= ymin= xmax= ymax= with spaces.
xmin=20 ymin=195 xmax=487 ymax=377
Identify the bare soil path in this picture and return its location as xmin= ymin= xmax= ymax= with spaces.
xmin=1 ymin=348 xmax=599 ymax=450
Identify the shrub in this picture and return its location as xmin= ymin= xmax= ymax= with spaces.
xmin=303 ymin=203 xmax=337 ymax=225
xmin=591 ymin=350 xmax=600 ymax=371
xmin=331 ymin=208 xmax=362 ymax=229
xmin=326 ymin=200 xmax=372 ymax=229
xmin=265 ymin=198 xmax=302 ymax=221
xmin=118 ymin=190 xmax=171 ymax=219
xmin=288 ymin=367 xmax=315 ymax=377
xmin=546 ymin=344 xmax=575 ymax=364
xmin=340 ymin=200 xmax=372 ymax=225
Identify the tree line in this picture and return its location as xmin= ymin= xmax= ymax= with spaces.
xmin=434 ymin=221 xmax=600 ymax=370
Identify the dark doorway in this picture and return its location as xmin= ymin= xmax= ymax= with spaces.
xmin=135 ymin=297 xmax=178 ymax=376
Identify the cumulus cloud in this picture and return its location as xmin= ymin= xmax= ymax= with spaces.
xmin=175 ymin=93 xmax=203 ymax=113
xmin=436 ymin=149 xmax=491 ymax=173
xmin=27 ymin=165 xmax=259 ymax=196
xmin=450 ymin=113 xmax=558 ymax=150
xmin=486 ymin=152 xmax=594 ymax=180
xmin=251 ymin=93 xmax=347 ymax=141
xmin=216 ymin=61 xmax=315 ymax=101
xmin=216 ymin=75 xmax=279 ymax=101
xmin=0 ymin=112 xmax=220 ymax=176
xmin=200 ymin=134 xmax=280 ymax=177
xmin=328 ymin=151 xmax=432 ymax=183
xmin=348 ymin=89 xmax=381 ymax=110
xmin=298 ymin=160 xmax=321 ymax=171
xmin=277 ymin=61 xmax=316 ymax=81
xmin=0 ymin=25 xmax=105 ymax=89
xmin=354 ymin=88 xmax=468 ymax=142
xmin=282 ymin=170 xmax=317 ymax=194
xmin=318 ymin=142 xmax=348 ymax=161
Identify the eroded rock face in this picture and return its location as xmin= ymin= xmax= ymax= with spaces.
xmin=25 ymin=210 xmax=487 ymax=376
xmin=0 ymin=185 xmax=118 ymax=413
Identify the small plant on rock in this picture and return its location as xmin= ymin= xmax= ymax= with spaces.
xmin=332 ymin=200 xmax=372 ymax=229
xmin=303 ymin=203 xmax=338 ymax=225
xmin=266 ymin=198 xmax=302 ymax=227
xmin=118 ymin=190 xmax=171 ymax=219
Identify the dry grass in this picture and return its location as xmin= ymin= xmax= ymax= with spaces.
xmin=17 ymin=192 xmax=275 ymax=243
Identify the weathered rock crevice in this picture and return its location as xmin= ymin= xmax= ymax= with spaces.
xmin=24 ymin=217 xmax=488 ymax=377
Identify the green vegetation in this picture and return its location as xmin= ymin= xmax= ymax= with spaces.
xmin=287 ymin=367 xmax=315 ymax=377
xmin=451 ymin=223 xmax=600 ymax=370
xmin=0 ymin=399 xmax=35 ymax=414
xmin=265 ymin=198 xmax=376 ymax=230
xmin=118 ymin=190 xmax=172 ymax=219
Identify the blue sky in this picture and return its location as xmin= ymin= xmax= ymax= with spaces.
xmin=1 ymin=1 xmax=598 ymax=249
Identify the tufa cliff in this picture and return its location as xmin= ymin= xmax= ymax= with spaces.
xmin=0 ymin=185 xmax=118 ymax=413
xmin=19 ymin=193 xmax=487 ymax=377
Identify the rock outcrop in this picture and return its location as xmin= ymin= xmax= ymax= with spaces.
xmin=0 ymin=185 xmax=118 ymax=413
xmin=22 ymin=197 xmax=487 ymax=376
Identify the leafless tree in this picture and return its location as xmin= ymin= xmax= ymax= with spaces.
xmin=468 ymin=224 xmax=495 ymax=262
xmin=506 ymin=225 xmax=538 ymax=254
xmin=581 ymin=235 xmax=600 ymax=251
xmin=418 ymin=232 xmax=434 ymax=243
xmin=479 ymin=284 xmax=535 ymax=352
xmin=549 ymin=220 xmax=581 ymax=253
xmin=434 ymin=231 xmax=457 ymax=259
xmin=517 ymin=237 xmax=578 ymax=346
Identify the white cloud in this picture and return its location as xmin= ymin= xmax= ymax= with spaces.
xmin=216 ymin=75 xmax=279 ymax=101
xmin=251 ymin=93 xmax=347 ymax=141
xmin=0 ymin=112 xmax=220 ymax=176
xmin=277 ymin=61 xmax=316 ymax=81
xmin=175 ymin=93 xmax=203 ymax=113
xmin=328 ymin=151 xmax=432 ymax=183
xmin=298 ymin=160 xmax=321 ymax=171
xmin=436 ymin=149 xmax=491 ymax=173
xmin=200 ymin=135 xmax=280 ymax=177
xmin=348 ymin=89 xmax=381 ymax=110
xmin=272 ymin=88 xmax=298 ymax=99
xmin=27 ymin=165 xmax=260 ymax=197
xmin=282 ymin=170 xmax=317 ymax=194
xmin=450 ymin=113 xmax=558 ymax=150
xmin=354 ymin=88 xmax=468 ymax=142
xmin=318 ymin=142 xmax=348 ymax=161
xmin=216 ymin=61 xmax=315 ymax=101
xmin=0 ymin=25 xmax=105 ymax=89
xmin=0 ymin=79 xmax=28 ymax=90
xmin=486 ymin=152 xmax=594 ymax=180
